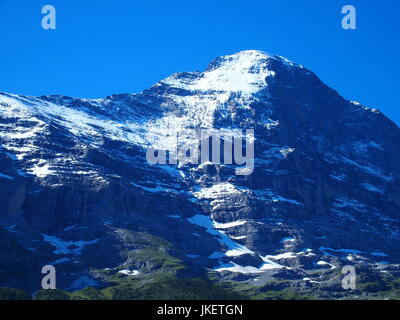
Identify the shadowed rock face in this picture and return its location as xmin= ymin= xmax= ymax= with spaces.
xmin=1 ymin=50 xmax=400 ymax=293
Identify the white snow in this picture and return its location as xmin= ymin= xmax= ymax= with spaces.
xmin=259 ymin=262 xmax=284 ymax=270
xmin=264 ymin=252 xmax=297 ymax=260
xmin=214 ymin=262 xmax=264 ymax=274
xmin=0 ymin=92 xmax=149 ymax=152
xmin=187 ymin=214 xmax=253 ymax=257
xmin=213 ymin=220 xmax=248 ymax=229
xmin=259 ymin=255 xmax=285 ymax=270
xmin=303 ymin=277 xmax=322 ymax=284
xmin=193 ymin=182 xmax=243 ymax=199
xmin=42 ymin=234 xmax=99 ymax=255
xmin=144 ymin=51 xmax=296 ymax=150
xmin=118 ymin=269 xmax=140 ymax=276
xmin=279 ymin=148 xmax=295 ymax=158
xmin=280 ymin=237 xmax=296 ymax=244
xmin=199 ymin=161 xmax=218 ymax=170
xmin=0 ymin=124 xmax=45 ymax=140
xmin=30 ymin=161 xmax=55 ymax=178
xmin=230 ymin=235 xmax=247 ymax=240
xmin=188 ymin=214 xmax=295 ymax=273
xmin=261 ymin=249 xmax=316 ymax=263
xmin=316 ymin=260 xmax=336 ymax=269
xmin=162 ymin=50 xmax=278 ymax=94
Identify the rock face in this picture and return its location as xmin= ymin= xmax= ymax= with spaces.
xmin=1 ymin=50 xmax=400 ymax=294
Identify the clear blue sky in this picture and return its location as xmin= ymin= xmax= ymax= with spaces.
xmin=1 ymin=0 xmax=399 ymax=125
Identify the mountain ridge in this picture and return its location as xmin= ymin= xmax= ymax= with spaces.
xmin=1 ymin=50 xmax=400 ymax=298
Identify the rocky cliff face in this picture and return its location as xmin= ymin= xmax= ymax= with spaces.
xmin=1 ymin=50 xmax=400 ymax=295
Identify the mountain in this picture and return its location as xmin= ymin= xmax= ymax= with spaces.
xmin=1 ymin=50 xmax=400 ymax=299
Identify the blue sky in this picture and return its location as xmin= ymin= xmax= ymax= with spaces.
xmin=1 ymin=0 xmax=399 ymax=125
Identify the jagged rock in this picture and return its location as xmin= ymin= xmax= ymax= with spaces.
xmin=1 ymin=50 xmax=400 ymax=294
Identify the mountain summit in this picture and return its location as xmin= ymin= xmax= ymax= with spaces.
xmin=162 ymin=50 xmax=300 ymax=93
xmin=1 ymin=51 xmax=400 ymax=298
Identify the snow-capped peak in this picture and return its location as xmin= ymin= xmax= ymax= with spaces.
xmin=161 ymin=50 xmax=298 ymax=94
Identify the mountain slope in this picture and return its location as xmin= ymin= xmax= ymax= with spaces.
xmin=1 ymin=50 xmax=400 ymax=298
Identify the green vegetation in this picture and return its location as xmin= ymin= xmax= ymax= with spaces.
xmin=253 ymin=288 xmax=317 ymax=300
xmin=34 ymin=289 xmax=70 ymax=300
xmin=69 ymin=287 xmax=107 ymax=300
xmin=352 ymin=270 xmax=400 ymax=299
xmin=129 ymin=248 xmax=186 ymax=271
xmin=0 ymin=287 xmax=31 ymax=300
xmin=2 ymin=230 xmax=400 ymax=300
xmin=4 ymin=269 xmax=400 ymax=300
xmin=108 ymin=274 xmax=245 ymax=300
xmin=219 ymin=278 xmax=319 ymax=300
